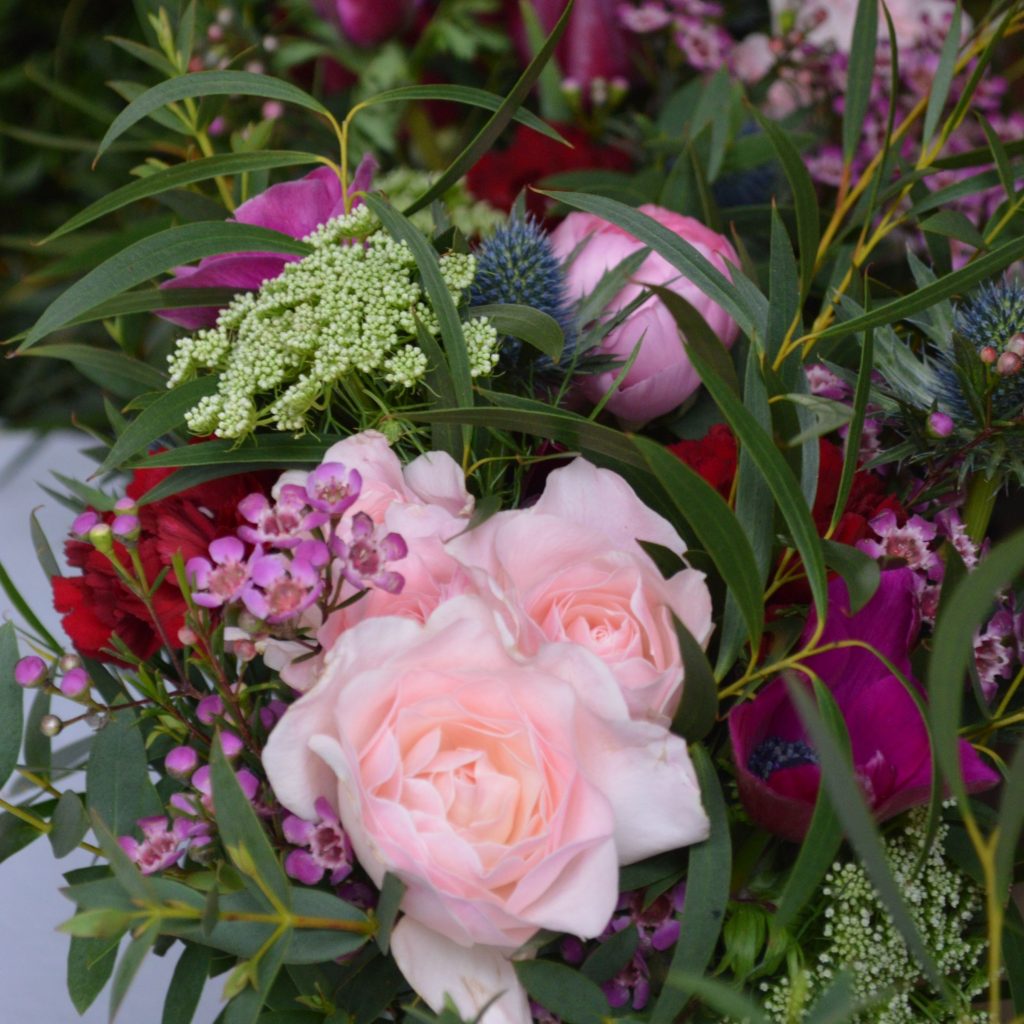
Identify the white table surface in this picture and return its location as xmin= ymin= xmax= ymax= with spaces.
xmin=0 ymin=431 xmax=224 ymax=1023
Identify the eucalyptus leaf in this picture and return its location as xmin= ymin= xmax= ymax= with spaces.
xmin=514 ymin=960 xmax=609 ymax=1024
xmin=0 ymin=621 xmax=23 ymax=791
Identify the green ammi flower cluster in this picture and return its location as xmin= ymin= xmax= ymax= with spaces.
xmin=167 ymin=203 xmax=499 ymax=438
xmin=759 ymin=810 xmax=988 ymax=1023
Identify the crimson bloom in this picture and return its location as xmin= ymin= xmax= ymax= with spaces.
xmin=729 ymin=569 xmax=999 ymax=842
xmin=52 ymin=466 xmax=273 ymax=663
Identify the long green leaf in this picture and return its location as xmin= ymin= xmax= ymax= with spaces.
xmin=21 ymin=344 xmax=166 ymax=400
xmin=97 ymin=71 xmax=336 ymax=159
xmin=43 ymin=151 xmax=325 ymax=243
xmin=19 ymin=222 xmax=311 ymax=352
xmin=829 ymin=325 xmax=874 ymax=532
xmin=404 ymin=2 xmax=573 ymax=215
xmin=0 ymin=559 xmax=62 ymax=653
xmin=635 ymin=437 xmax=764 ymax=649
xmin=671 ymin=615 xmax=718 ymax=742
xmin=0 ymin=622 xmax=23 ymax=791
xmin=994 ymin=742 xmax=1024 ymax=906
xmin=514 ymin=960 xmax=608 ymax=1024
xmin=67 ymin=936 xmax=120 ymax=1015
xmin=537 ymin=190 xmax=762 ymax=340
xmin=842 ymin=0 xmax=878 ymax=166
xmin=686 ymin=339 xmax=829 ymax=621
xmin=99 ymin=377 xmax=218 ymax=474
xmin=470 ymin=303 xmax=564 ymax=362
xmin=349 ymin=84 xmax=565 ymax=143
xmin=650 ymin=744 xmax=731 ymax=1024
xmin=789 ymin=679 xmax=944 ymax=988
xmin=162 ymin=943 xmax=212 ymax=1024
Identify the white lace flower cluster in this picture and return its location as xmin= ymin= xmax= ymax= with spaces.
xmin=167 ymin=204 xmax=499 ymax=438
xmin=758 ymin=809 xmax=988 ymax=1024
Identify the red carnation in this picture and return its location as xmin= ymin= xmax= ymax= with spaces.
xmin=667 ymin=424 xmax=738 ymax=500
xmin=466 ymin=124 xmax=633 ymax=218
xmin=53 ymin=466 xmax=274 ymax=663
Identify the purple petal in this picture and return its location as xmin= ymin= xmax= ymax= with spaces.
xmin=379 ymin=532 xmax=408 ymax=561
xmin=192 ymin=592 xmax=226 ymax=609
xmin=313 ymin=797 xmax=339 ymax=825
xmin=118 ymin=836 xmax=140 ymax=858
xmin=349 ymin=512 xmax=373 ymax=540
xmin=241 ymin=585 xmax=270 ymax=620
xmin=250 ymin=554 xmax=289 ymax=587
xmin=234 ymin=166 xmax=343 ymax=236
xmin=238 ymin=493 xmax=270 ymax=524
xmin=210 ymin=536 xmax=245 ymax=565
xmin=283 ymin=815 xmax=315 ymax=846
xmin=296 ymin=539 xmax=330 ymax=568
xmin=285 ymin=848 xmax=325 ymax=886
xmin=235 ymin=769 xmax=260 ymax=801
xmin=371 ymin=570 xmax=405 ymax=595
xmin=350 ymin=153 xmax=378 ymax=200
xmin=186 ymin=557 xmax=212 ymax=589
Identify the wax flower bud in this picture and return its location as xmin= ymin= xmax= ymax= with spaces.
xmin=14 ymin=655 xmax=48 ymax=689
xmin=927 ymin=411 xmax=955 ymax=439
xmin=60 ymin=667 xmax=91 ymax=700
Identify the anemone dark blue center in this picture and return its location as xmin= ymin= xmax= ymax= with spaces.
xmin=747 ymin=737 xmax=819 ymax=781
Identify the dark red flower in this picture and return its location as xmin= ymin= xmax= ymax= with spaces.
xmin=53 ymin=467 xmax=274 ymax=663
xmin=667 ymin=424 xmax=738 ymax=500
xmin=466 ymin=124 xmax=632 ymax=218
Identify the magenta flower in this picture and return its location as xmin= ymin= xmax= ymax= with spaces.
xmin=159 ymin=158 xmax=377 ymax=330
xmin=299 ymin=461 xmax=362 ymax=517
xmin=318 ymin=0 xmax=417 ymax=46
xmin=237 ymin=492 xmax=313 ymax=549
xmin=857 ymin=509 xmax=942 ymax=579
xmin=282 ymin=797 xmax=354 ymax=886
xmin=14 ymin=655 xmax=48 ymax=688
xmin=729 ymin=569 xmax=999 ymax=842
xmin=241 ymin=553 xmax=324 ymax=623
xmin=332 ymin=512 xmax=407 ymax=593
xmin=186 ymin=536 xmax=252 ymax=608
xmin=118 ymin=815 xmax=211 ymax=875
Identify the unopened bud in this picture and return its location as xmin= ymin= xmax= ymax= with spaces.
xmin=14 ymin=655 xmax=48 ymax=689
xmin=71 ymin=511 xmax=99 ymax=537
xmin=178 ymin=625 xmax=198 ymax=646
xmin=262 ymin=34 xmax=279 ymax=52
xmin=60 ymin=667 xmax=90 ymax=700
xmin=980 ymin=345 xmax=999 ymax=365
xmin=111 ymin=514 xmax=140 ymax=543
xmin=220 ymin=731 xmax=244 ymax=759
xmin=39 ymin=714 xmax=64 ymax=737
xmin=165 ymin=745 xmax=199 ymax=779
xmin=58 ymin=653 xmax=82 ymax=673
xmin=927 ymin=411 xmax=955 ymax=439
xmin=997 ymin=351 xmax=1022 ymax=376
xmin=232 ymin=638 xmax=257 ymax=662
xmin=113 ymin=497 xmax=137 ymax=514
xmin=88 ymin=523 xmax=113 ymax=554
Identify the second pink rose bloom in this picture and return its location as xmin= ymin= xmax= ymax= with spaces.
xmin=550 ymin=203 xmax=741 ymax=424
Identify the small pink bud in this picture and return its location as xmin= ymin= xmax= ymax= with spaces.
xmin=220 ymin=731 xmax=244 ymax=759
xmin=980 ymin=345 xmax=999 ymax=365
xmin=114 ymin=497 xmax=137 ymax=514
xmin=14 ymin=655 xmax=48 ymax=688
xmin=927 ymin=411 xmax=955 ymax=438
xmin=1008 ymin=333 xmax=1024 ymax=358
xmin=192 ymin=765 xmax=212 ymax=796
xmin=60 ymin=667 xmax=90 ymax=699
xmin=112 ymin=515 xmax=141 ymax=542
xmin=236 ymin=769 xmax=260 ymax=802
xmin=261 ymin=100 xmax=284 ymax=120
xmin=262 ymin=34 xmax=279 ymax=52
xmin=244 ymin=60 xmax=264 ymax=75
xmin=207 ymin=23 xmax=224 ymax=41
xmin=997 ymin=351 xmax=1022 ymax=376
xmin=165 ymin=746 xmax=199 ymax=778
xmin=177 ymin=625 xmax=198 ymax=646
xmin=232 ymin=639 xmax=257 ymax=662
xmin=197 ymin=695 xmax=225 ymax=725
xmin=71 ymin=511 xmax=100 ymax=537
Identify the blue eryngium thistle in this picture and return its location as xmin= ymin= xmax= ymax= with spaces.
xmin=469 ymin=215 xmax=577 ymax=369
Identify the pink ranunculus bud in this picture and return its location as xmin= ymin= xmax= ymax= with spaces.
xmin=14 ymin=655 xmax=48 ymax=689
xmin=550 ymin=204 xmax=741 ymax=424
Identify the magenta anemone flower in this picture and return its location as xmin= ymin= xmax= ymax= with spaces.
xmin=159 ymin=157 xmax=377 ymax=329
xmin=729 ymin=569 xmax=999 ymax=842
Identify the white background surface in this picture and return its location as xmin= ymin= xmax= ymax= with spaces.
xmin=0 ymin=431 xmax=224 ymax=1023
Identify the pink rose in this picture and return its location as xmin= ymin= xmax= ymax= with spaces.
xmin=263 ymin=597 xmax=709 ymax=1024
xmin=550 ymin=204 xmax=740 ymax=424
xmin=450 ymin=459 xmax=713 ymax=720
xmin=264 ymin=432 xmax=476 ymax=690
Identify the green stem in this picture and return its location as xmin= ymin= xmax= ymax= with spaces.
xmin=962 ymin=472 xmax=1002 ymax=544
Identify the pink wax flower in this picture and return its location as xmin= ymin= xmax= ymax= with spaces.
xmin=241 ymin=553 xmax=324 ymax=624
xmin=283 ymin=797 xmax=354 ymax=886
xmin=550 ymin=204 xmax=740 ymax=424
xmin=449 ymin=458 xmax=713 ymax=722
xmin=118 ymin=815 xmax=211 ymax=875
xmin=729 ymin=569 xmax=1000 ymax=842
xmin=186 ymin=536 xmax=253 ymax=608
xmin=159 ymin=157 xmax=377 ymax=329
xmin=263 ymin=596 xmax=709 ymax=1024
xmin=332 ymin=511 xmax=408 ymax=594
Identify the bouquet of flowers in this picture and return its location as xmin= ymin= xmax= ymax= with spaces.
xmin=1 ymin=1 xmax=1023 ymax=1022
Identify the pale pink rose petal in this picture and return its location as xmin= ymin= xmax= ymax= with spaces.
xmin=390 ymin=918 xmax=532 ymax=1024
xmin=403 ymin=451 xmax=475 ymax=519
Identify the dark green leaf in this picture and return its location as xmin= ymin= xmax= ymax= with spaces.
xmin=0 ymin=808 xmax=44 ymax=864
xmin=67 ymin=935 xmax=120 ymax=1015
xmin=580 ymin=923 xmax=637 ymax=985
xmin=48 ymin=790 xmax=90 ymax=859
xmin=767 ymin=205 xmax=800 ymax=361
xmin=789 ymin=679 xmax=943 ymax=988
xmin=19 ymin=222 xmax=311 ymax=351
xmin=404 ymin=3 xmax=573 ymax=216
xmin=109 ymin=921 xmax=159 ymax=1020
xmin=661 ymin=973 xmax=768 ymax=1023
xmin=134 ymin=436 xmax=334 ymax=471
xmin=287 ymin=888 xmax=371 ymax=963
xmin=43 ymin=151 xmax=324 ymax=243
xmin=99 ymin=377 xmax=218 ymax=474
xmin=98 ymin=72 xmax=336 ymax=159
xmin=821 ymin=540 xmax=880 ymax=614
xmin=920 ymin=209 xmax=986 ymax=250
xmin=687 ymin=341 xmax=829 ymax=622
xmin=650 ymin=745 xmax=731 ymax=1024
xmin=634 ymin=437 xmax=763 ymax=649
xmin=162 ymin=942 xmax=213 ymax=1024
xmin=671 ymin=615 xmax=717 ymax=742
xmin=994 ymin=732 xmax=1024 ymax=901
xmin=469 ymin=303 xmax=564 ymax=362
xmin=21 ymin=344 xmax=167 ymax=400
xmin=375 ymin=873 xmax=406 ymax=955
xmin=415 ymin=315 xmax=461 ymax=460
xmin=1004 ymin=898 xmax=1024 ymax=1014
xmin=86 ymin=709 xmax=162 ymax=837
xmin=514 ymin=960 xmax=609 ymax=1024
xmin=0 ymin=621 xmax=23 ymax=791
xmin=24 ymin=689 xmax=53 ymax=778
xmin=30 ymin=510 xmax=62 ymax=581
xmin=210 ymin=736 xmax=291 ymax=909
xmin=842 ymin=0 xmax=878 ymax=166
xmin=0 ymin=560 xmax=62 ymax=653
xmin=829 ymin=325 xmax=874 ymax=533
xmin=806 ymin=971 xmax=885 ymax=1024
